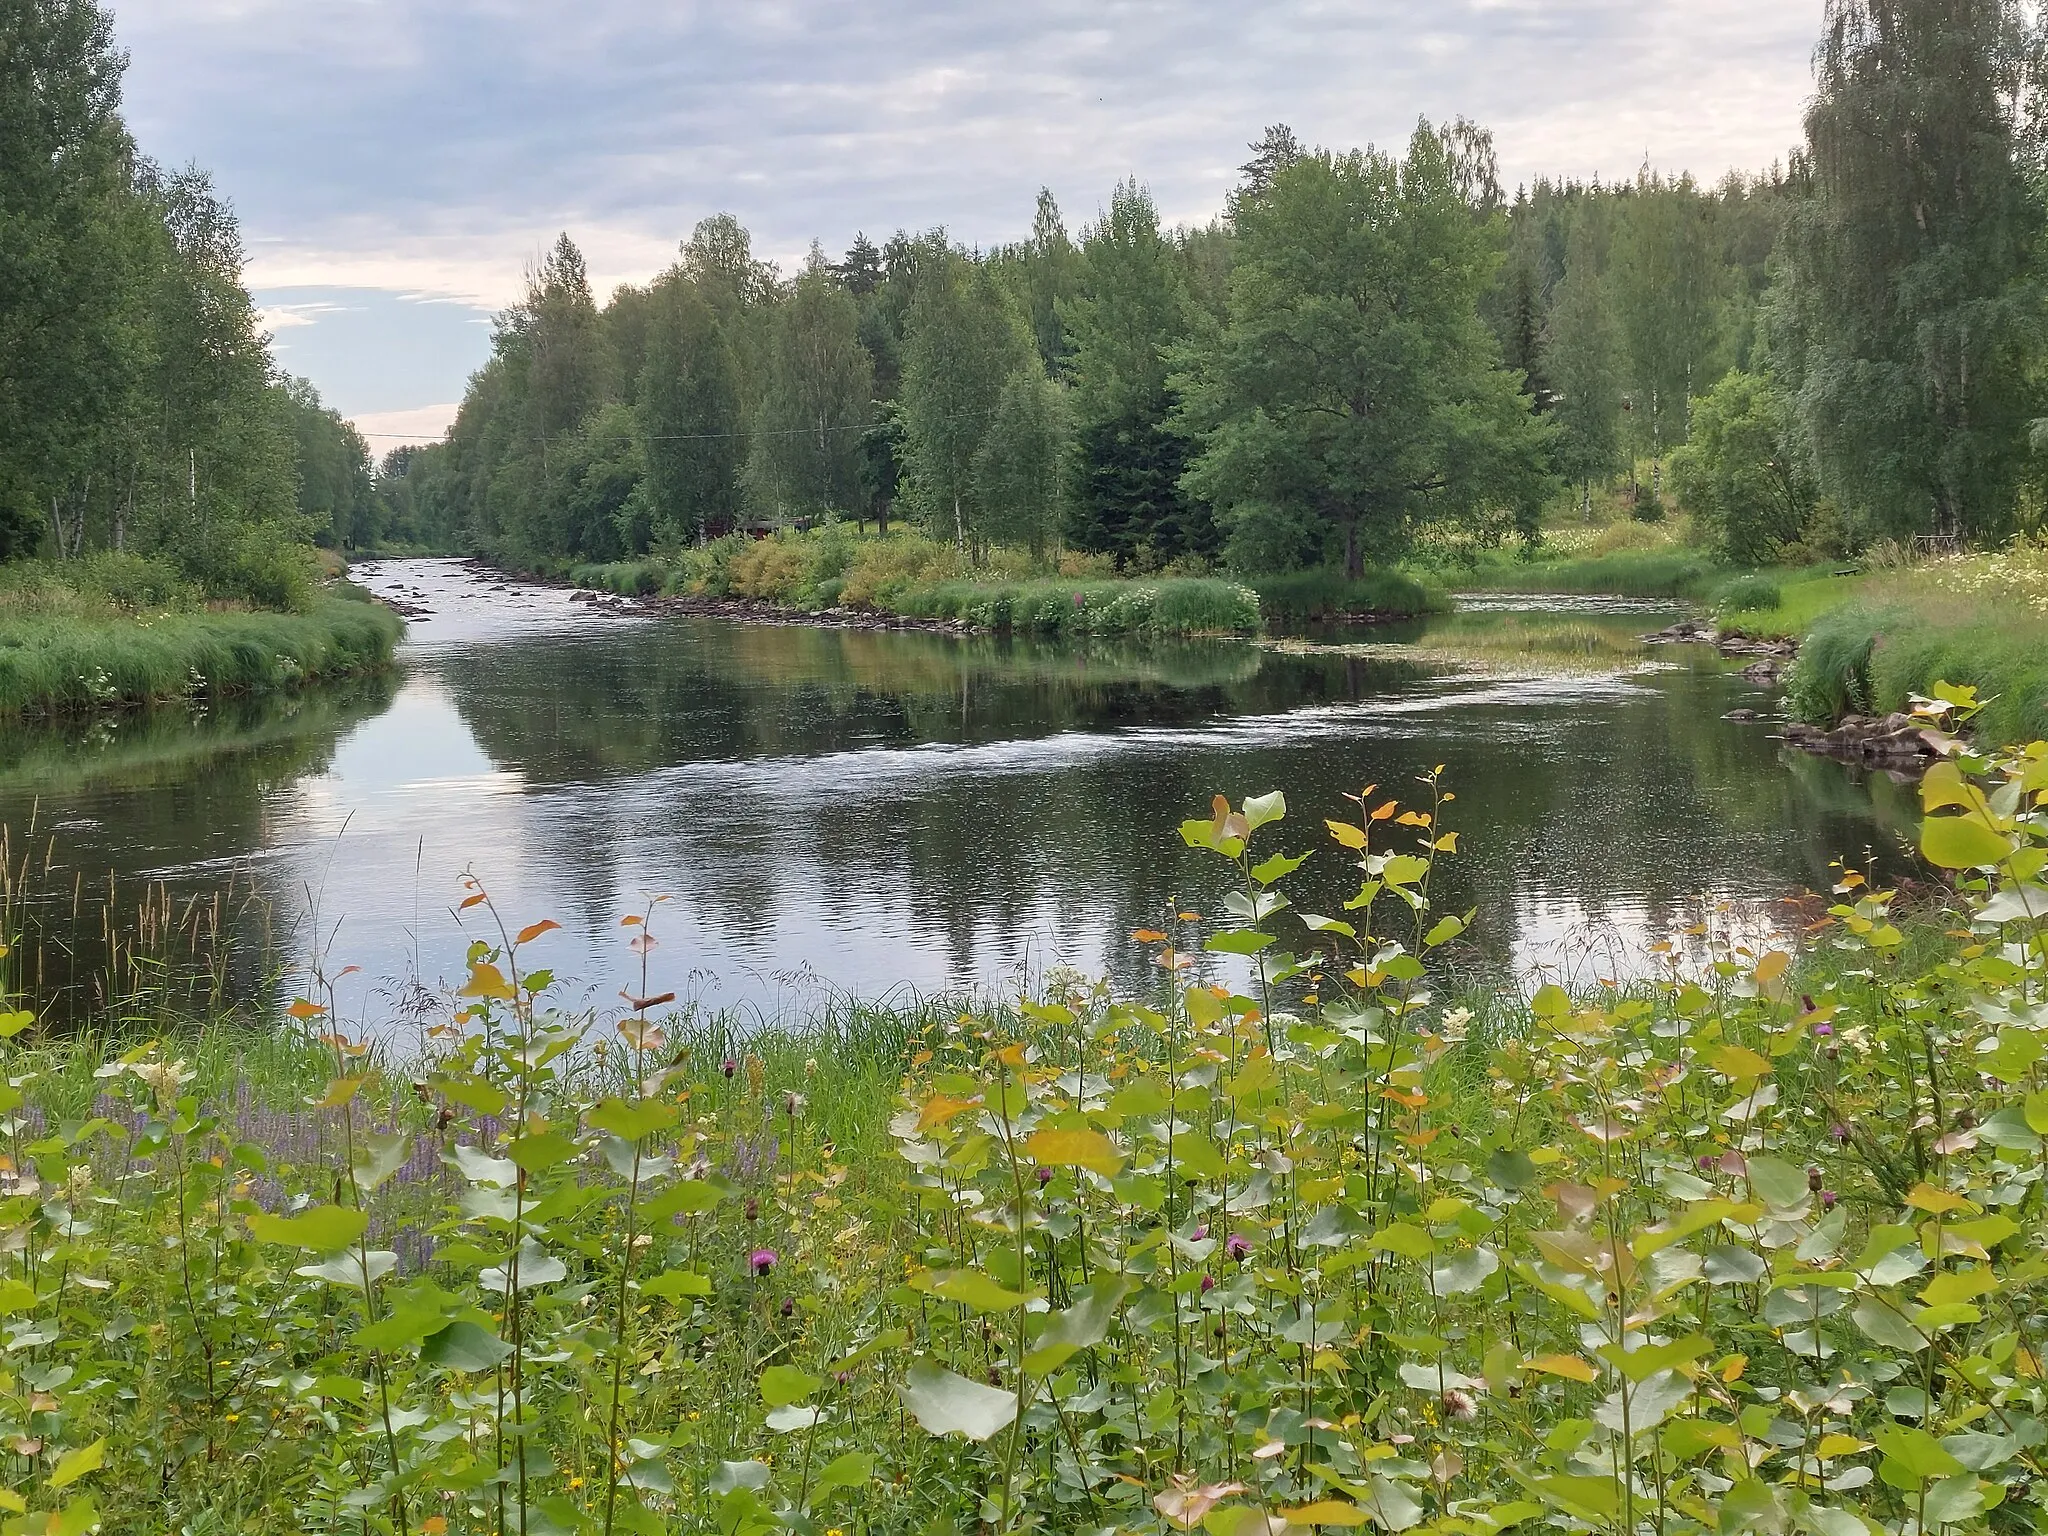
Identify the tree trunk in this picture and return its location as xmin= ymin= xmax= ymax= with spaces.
xmin=953 ymin=494 xmax=964 ymax=552
xmin=878 ymin=498 xmax=890 ymax=536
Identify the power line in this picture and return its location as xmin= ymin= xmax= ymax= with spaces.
xmin=358 ymin=409 xmax=974 ymax=445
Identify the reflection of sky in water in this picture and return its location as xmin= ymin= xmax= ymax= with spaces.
xmin=1 ymin=560 xmax=1921 ymax=1030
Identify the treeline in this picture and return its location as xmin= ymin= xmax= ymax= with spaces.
xmin=1 ymin=0 xmax=386 ymax=603
xmin=396 ymin=0 xmax=2048 ymax=576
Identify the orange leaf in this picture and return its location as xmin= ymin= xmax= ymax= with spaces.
xmin=286 ymin=999 xmax=326 ymax=1020
xmin=1132 ymin=929 xmax=1168 ymax=943
xmin=459 ymin=893 xmax=488 ymax=911
xmin=1370 ymin=801 xmax=1399 ymax=822
xmin=516 ymin=919 xmax=561 ymax=947
xmin=459 ymin=963 xmax=516 ymax=1002
xmin=620 ymin=914 xmax=643 ymax=926
xmin=916 ymin=1095 xmax=980 ymax=1133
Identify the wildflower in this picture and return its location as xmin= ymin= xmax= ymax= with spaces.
xmin=1200 ymin=1274 xmax=1215 ymax=1294
xmin=1441 ymin=1388 xmax=1478 ymax=1422
xmin=804 ymin=1057 xmax=819 ymax=1077
xmin=1807 ymin=1165 xmax=1824 ymax=1193
xmin=1191 ymin=1224 xmax=1209 ymax=1242
xmin=750 ymin=1248 xmax=777 ymax=1275
xmin=779 ymin=1297 xmax=794 ymax=1317
xmin=133 ymin=1058 xmax=192 ymax=1112
xmin=1225 ymin=1233 xmax=1252 ymax=1261
xmin=1036 ymin=1166 xmax=1054 ymax=1187
xmin=722 ymin=1058 xmax=738 ymax=1079
xmin=1820 ymin=1190 xmax=1839 ymax=1210
xmin=568 ymin=1477 xmax=585 ymax=1490
xmin=785 ymin=1091 xmax=805 ymax=1116
xmin=745 ymin=1197 xmax=759 ymax=1221
xmin=1829 ymin=1122 xmax=1850 ymax=1143
xmin=1812 ymin=1021 xmax=1833 ymax=1037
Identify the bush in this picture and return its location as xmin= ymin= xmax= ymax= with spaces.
xmin=0 ymin=594 xmax=402 ymax=714
xmin=898 ymin=577 xmax=1260 ymax=636
xmin=1249 ymin=568 xmax=1444 ymax=622
xmin=1711 ymin=572 xmax=1783 ymax=613
xmin=187 ymin=521 xmax=323 ymax=611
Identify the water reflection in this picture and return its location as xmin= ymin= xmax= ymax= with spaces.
xmin=0 ymin=559 xmax=1922 ymax=1026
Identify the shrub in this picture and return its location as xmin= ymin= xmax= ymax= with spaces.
xmin=4 ymin=749 xmax=2048 ymax=1529
xmin=1711 ymin=572 xmax=1783 ymax=613
xmin=1249 ymin=568 xmax=1443 ymax=621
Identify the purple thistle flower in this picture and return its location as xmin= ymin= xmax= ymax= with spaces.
xmin=1191 ymin=1224 xmax=1209 ymax=1242
xmin=1698 ymin=1155 xmax=1716 ymax=1170
xmin=750 ymin=1248 xmax=778 ymax=1275
xmin=1200 ymin=1274 xmax=1215 ymax=1294
xmin=1225 ymin=1233 xmax=1251 ymax=1262
xmin=722 ymin=1058 xmax=738 ymax=1079
xmin=1036 ymin=1166 xmax=1054 ymax=1187
xmin=1829 ymin=1122 xmax=1850 ymax=1143
xmin=1812 ymin=1022 xmax=1834 ymax=1037
xmin=1821 ymin=1190 xmax=1838 ymax=1210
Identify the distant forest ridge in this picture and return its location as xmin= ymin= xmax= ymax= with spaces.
xmin=7 ymin=0 xmax=2044 ymax=584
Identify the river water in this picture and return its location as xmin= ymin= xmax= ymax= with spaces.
xmin=0 ymin=559 xmax=1923 ymax=1026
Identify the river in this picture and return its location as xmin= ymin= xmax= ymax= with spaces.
xmin=0 ymin=558 xmax=1923 ymax=1027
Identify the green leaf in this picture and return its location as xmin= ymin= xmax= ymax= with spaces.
xmin=507 ymin=1130 xmax=579 ymax=1172
xmin=247 ymin=1205 xmax=368 ymax=1253
xmin=640 ymin=1178 xmax=729 ymax=1221
xmin=812 ymin=1450 xmax=874 ymax=1494
xmin=1204 ymin=930 xmax=1274 ymax=955
xmin=758 ymin=1365 xmax=821 ymax=1408
xmin=1485 ymin=1149 xmax=1538 ymax=1191
xmin=352 ymin=1132 xmax=409 ymax=1194
xmin=1922 ymin=813 xmax=2013 ymax=870
xmin=911 ymin=1269 xmax=1035 ymax=1313
xmin=1023 ymin=1278 xmax=1133 ymax=1374
xmin=587 ymin=1096 xmax=680 ymax=1142
xmin=420 ymin=1321 xmax=514 ymax=1372
xmin=1250 ymin=851 xmax=1308 ymax=887
xmin=46 ymin=1440 xmax=103 ymax=1491
xmin=1422 ymin=915 xmax=1465 ymax=947
xmin=1875 ymin=1425 xmax=1965 ymax=1482
xmin=898 ymin=1362 xmax=1019 ymax=1441
xmin=1531 ymin=984 xmax=1570 ymax=1020
xmin=1746 ymin=1156 xmax=1810 ymax=1212
xmin=1242 ymin=791 xmax=1286 ymax=830
xmin=640 ymin=1269 xmax=712 ymax=1302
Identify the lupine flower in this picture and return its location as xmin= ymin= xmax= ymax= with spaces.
xmin=750 ymin=1248 xmax=777 ymax=1275
xmin=1225 ymin=1233 xmax=1251 ymax=1261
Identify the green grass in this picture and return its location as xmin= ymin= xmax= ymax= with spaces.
xmin=893 ymin=576 xmax=1262 ymax=636
xmin=0 ymin=589 xmax=402 ymax=715
xmin=1246 ymin=568 xmax=1446 ymax=622
xmin=1432 ymin=545 xmax=1730 ymax=597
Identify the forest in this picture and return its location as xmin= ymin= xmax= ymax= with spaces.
xmin=366 ymin=0 xmax=2048 ymax=587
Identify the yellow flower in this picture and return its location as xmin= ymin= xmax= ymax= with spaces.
xmin=568 ymin=1477 xmax=585 ymax=1490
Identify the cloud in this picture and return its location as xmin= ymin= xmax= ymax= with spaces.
xmin=111 ymin=0 xmax=1823 ymax=413
xmin=118 ymin=0 xmax=1820 ymax=304
xmin=350 ymin=403 xmax=463 ymax=444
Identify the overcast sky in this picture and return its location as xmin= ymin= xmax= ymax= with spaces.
xmin=111 ymin=0 xmax=1822 ymax=441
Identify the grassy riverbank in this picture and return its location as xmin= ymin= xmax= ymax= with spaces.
xmin=0 ymin=746 xmax=2040 ymax=1532
xmin=1780 ymin=547 xmax=2048 ymax=744
xmin=560 ymin=528 xmax=1440 ymax=634
xmin=0 ymin=556 xmax=402 ymax=715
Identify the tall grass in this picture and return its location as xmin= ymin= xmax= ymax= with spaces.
xmin=1247 ymin=567 xmax=1445 ymax=621
xmin=1435 ymin=545 xmax=1728 ymax=597
xmin=0 ymin=592 xmax=401 ymax=715
xmin=897 ymin=575 xmax=1262 ymax=635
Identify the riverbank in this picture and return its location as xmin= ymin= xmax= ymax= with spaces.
xmin=550 ymin=529 xmax=1441 ymax=635
xmin=0 ymin=580 xmax=402 ymax=715
xmin=0 ymin=747 xmax=2032 ymax=1532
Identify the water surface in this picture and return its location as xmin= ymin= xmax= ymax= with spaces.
xmin=0 ymin=559 xmax=1922 ymax=1023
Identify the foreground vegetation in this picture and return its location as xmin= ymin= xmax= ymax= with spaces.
xmin=0 ymin=554 xmax=401 ymax=715
xmin=0 ymin=728 xmax=2043 ymax=1532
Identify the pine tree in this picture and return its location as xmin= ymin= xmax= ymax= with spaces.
xmin=1540 ymin=226 xmax=1623 ymax=518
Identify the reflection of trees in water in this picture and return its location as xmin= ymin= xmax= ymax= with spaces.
xmin=0 ymin=675 xmax=400 ymax=1024
xmin=432 ymin=622 xmax=1383 ymax=781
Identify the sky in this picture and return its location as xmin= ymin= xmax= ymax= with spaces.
xmin=111 ymin=0 xmax=1824 ymax=445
